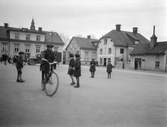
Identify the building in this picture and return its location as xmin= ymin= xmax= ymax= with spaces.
xmin=130 ymin=26 xmax=167 ymax=72
xmin=0 ymin=19 xmax=64 ymax=62
xmin=97 ymin=24 xmax=150 ymax=67
xmin=65 ymin=36 xmax=98 ymax=65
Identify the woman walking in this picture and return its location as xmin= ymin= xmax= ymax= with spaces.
xmin=106 ymin=61 xmax=113 ymax=79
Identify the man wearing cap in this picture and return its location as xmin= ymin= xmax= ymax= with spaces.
xmin=16 ymin=51 xmax=25 ymax=82
xmin=40 ymin=44 xmax=55 ymax=89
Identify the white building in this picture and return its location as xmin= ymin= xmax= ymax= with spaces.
xmin=97 ymin=24 xmax=150 ymax=67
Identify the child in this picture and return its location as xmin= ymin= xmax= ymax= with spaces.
xmin=106 ymin=61 xmax=113 ymax=79
xmin=89 ymin=58 xmax=96 ymax=78
xmin=16 ymin=52 xmax=25 ymax=82
xmin=73 ymin=54 xmax=81 ymax=88
xmin=67 ymin=53 xmax=75 ymax=85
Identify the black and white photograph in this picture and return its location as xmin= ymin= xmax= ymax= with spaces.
xmin=0 ymin=0 xmax=167 ymax=127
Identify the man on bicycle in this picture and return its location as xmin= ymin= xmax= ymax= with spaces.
xmin=40 ymin=44 xmax=55 ymax=89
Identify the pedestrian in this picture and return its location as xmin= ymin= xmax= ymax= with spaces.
xmin=67 ymin=53 xmax=75 ymax=85
xmin=106 ymin=61 xmax=113 ymax=79
xmin=16 ymin=52 xmax=25 ymax=82
xmin=89 ymin=58 xmax=96 ymax=78
xmin=73 ymin=54 xmax=81 ymax=88
xmin=3 ymin=54 xmax=8 ymax=65
xmin=40 ymin=44 xmax=55 ymax=90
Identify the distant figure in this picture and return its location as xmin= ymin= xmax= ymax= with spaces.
xmin=3 ymin=54 xmax=8 ymax=65
xmin=96 ymin=61 xmax=98 ymax=66
xmin=89 ymin=59 xmax=96 ymax=78
xmin=67 ymin=53 xmax=75 ymax=85
xmin=16 ymin=52 xmax=25 ymax=82
xmin=106 ymin=61 xmax=113 ymax=79
xmin=73 ymin=54 xmax=81 ymax=88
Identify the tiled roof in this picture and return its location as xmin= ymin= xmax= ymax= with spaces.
xmin=130 ymin=41 xmax=167 ymax=55
xmin=100 ymin=30 xmax=150 ymax=46
xmin=73 ymin=37 xmax=97 ymax=50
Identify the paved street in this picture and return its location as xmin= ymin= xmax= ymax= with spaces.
xmin=0 ymin=63 xmax=167 ymax=127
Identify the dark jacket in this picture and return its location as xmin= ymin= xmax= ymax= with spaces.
xmin=16 ymin=55 xmax=23 ymax=68
xmin=67 ymin=58 xmax=75 ymax=75
xmin=40 ymin=49 xmax=55 ymax=72
xmin=106 ymin=63 xmax=113 ymax=73
xmin=74 ymin=57 xmax=81 ymax=78
xmin=89 ymin=61 xmax=96 ymax=72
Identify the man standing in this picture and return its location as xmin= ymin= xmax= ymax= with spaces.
xmin=74 ymin=54 xmax=81 ymax=88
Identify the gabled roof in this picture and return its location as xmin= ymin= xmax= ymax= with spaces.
xmin=100 ymin=30 xmax=150 ymax=47
xmin=45 ymin=32 xmax=64 ymax=46
xmin=66 ymin=36 xmax=98 ymax=50
xmin=130 ymin=41 xmax=167 ymax=55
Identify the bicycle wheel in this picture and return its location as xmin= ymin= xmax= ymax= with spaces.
xmin=44 ymin=72 xmax=59 ymax=97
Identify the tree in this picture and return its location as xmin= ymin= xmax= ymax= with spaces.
xmin=59 ymin=33 xmax=71 ymax=46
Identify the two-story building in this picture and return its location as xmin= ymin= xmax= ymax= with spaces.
xmin=66 ymin=36 xmax=98 ymax=65
xmin=130 ymin=26 xmax=167 ymax=72
xmin=97 ymin=24 xmax=150 ymax=67
xmin=0 ymin=19 xmax=64 ymax=62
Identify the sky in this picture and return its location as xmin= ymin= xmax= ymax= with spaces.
xmin=0 ymin=0 xmax=167 ymax=42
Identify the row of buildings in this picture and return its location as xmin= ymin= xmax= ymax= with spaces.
xmin=65 ymin=25 xmax=167 ymax=72
xmin=0 ymin=20 xmax=167 ymax=72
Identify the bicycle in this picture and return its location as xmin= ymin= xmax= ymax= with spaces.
xmin=41 ymin=58 xmax=59 ymax=97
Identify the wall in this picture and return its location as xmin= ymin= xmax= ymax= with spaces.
xmin=130 ymin=55 xmax=166 ymax=72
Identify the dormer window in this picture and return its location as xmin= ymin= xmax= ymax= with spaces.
xmin=135 ymin=41 xmax=139 ymax=45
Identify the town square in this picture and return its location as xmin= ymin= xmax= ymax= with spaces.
xmin=0 ymin=63 xmax=166 ymax=127
xmin=0 ymin=0 xmax=167 ymax=127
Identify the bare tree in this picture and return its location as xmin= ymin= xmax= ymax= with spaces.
xmin=59 ymin=33 xmax=71 ymax=46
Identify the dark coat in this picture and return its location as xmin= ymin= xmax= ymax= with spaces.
xmin=16 ymin=55 xmax=23 ymax=68
xmin=74 ymin=58 xmax=81 ymax=78
xmin=89 ymin=61 xmax=96 ymax=72
xmin=106 ymin=63 xmax=113 ymax=73
xmin=40 ymin=49 xmax=55 ymax=72
xmin=67 ymin=58 xmax=75 ymax=75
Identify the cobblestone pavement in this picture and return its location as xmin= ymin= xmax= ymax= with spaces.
xmin=0 ymin=63 xmax=167 ymax=127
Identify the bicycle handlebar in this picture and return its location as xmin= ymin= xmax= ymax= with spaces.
xmin=42 ymin=58 xmax=57 ymax=65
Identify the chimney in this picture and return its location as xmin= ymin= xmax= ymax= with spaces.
xmin=116 ymin=24 xmax=121 ymax=31
xmin=4 ymin=23 xmax=9 ymax=28
xmin=38 ymin=27 xmax=42 ymax=31
xmin=133 ymin=27 xmax=138 ymax=34
xmin=87 ymin=35 xmax=91 ymax=39
xmin=150 ymin=26 xmax=157 ymax=48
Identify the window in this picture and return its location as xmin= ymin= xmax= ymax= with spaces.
xmin=2 ymin=44 xmax=7 ymax=52
xmin=36 ymin=35 xmax=40 ymax=41
xmin=92 ymin=51 xmax=96 ymax=58
xmin=84 ymin=51 xmax=89 ymax=59
xmin=15 ymin=33 xmax=19 ymax=39
xmin=14 ymin=45 xmax=19 ymax=52
xmin=120 ymin=48 xmax=124 ymax=54
xmin=25 ymin=45 xmax=30 ymax=53
xmin=155 ymin=61 xmax=160 ymax=69
xmin=108 ymin=48 xmax=112 ymax=54
xmin=104 ymin=39 xmax=107 ymax=45
xmin=100 ymin=49 xmax=103 ymax=54
xmin=36 ymin=46 xmax=40 ymax=53
xmin=26 ymin=34 xmax=30 ymax=40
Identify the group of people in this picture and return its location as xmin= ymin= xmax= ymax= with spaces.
xmin=89 ymin=58 xmax=113 ymax=79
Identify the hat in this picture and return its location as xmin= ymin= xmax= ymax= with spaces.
xmin=19 ymin=51 xmax=24 ymax=55
xmin=75 ymin=54 xmax=80 ymax=58
xmin=46 ymin=44 xmax=54 ymax=48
